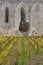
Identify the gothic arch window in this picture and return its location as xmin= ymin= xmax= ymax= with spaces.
xmin=19 ymin=7 xmax=30 ymax=32
xmin=5 ymin=7 xmax=9 ymax=23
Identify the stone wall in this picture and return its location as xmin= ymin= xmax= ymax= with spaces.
xmin=31 ymin=2 xmax=43 ymax=35
xmin=0 ymin=1 xmax=43 ymax=36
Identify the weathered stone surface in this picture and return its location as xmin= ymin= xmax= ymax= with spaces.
xmin=0 ymin=1 xmax=43 ymax=36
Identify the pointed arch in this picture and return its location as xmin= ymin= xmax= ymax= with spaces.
xmin=31 ymin=2 xmax=41 ymax=27
xmin=0 ymin=2 xmax=14 ymax=30
xmin=31 ymin=2 xmax=43 ymax=35
xmin=32 ymin=2 xmax=41 ymax=13
xmin=15 ymin=2 xmax=30 ymax=30
xmin=15 ymin=2 xmax=30 ymax=36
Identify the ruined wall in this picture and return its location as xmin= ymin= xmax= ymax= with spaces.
xmin=31 ymin=2 xmax=43 ymax=35
xmin=0 ymin=1 xmax=43 ymax=36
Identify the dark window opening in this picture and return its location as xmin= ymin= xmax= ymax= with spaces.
xmin=19 ymin=7 xmax=29 ymax=32
xmin=5 ymin=7 xmax=9 ymax=23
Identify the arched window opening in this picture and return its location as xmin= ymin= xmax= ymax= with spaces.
xmin=19 ymin=7 xmax=30 ymax=32
xmin=5 ymin=7 xmax=9 ymax=23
